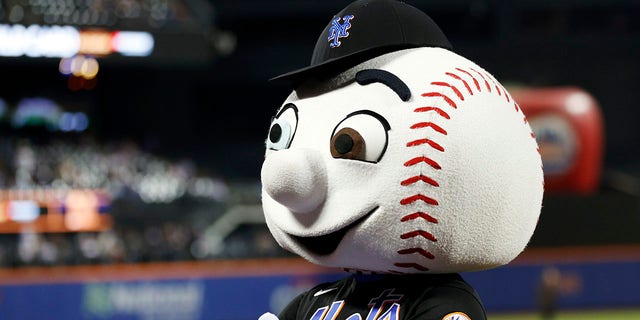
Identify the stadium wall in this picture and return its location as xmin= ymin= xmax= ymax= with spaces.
xmin=0 ymin=245 xmax=638 ymax=319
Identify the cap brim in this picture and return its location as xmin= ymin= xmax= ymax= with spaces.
xmin=269 ymin=44 xmax=423 ymax=87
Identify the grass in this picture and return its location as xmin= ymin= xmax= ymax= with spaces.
xmin=489 ymin=309 xmax=640 ymax=320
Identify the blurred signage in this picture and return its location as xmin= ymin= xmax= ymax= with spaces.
xmin=0 ymin=257 xmax=639 ymax=319
xmin=0 ymin=24 xmax=154 ymax=58
xmin=529 ymin=114 xmax=577 ymax=176
xmin=0 ymin=189 xmax=111 ymax=233
xmin=83 ymin=281 xmax=205 ymax=319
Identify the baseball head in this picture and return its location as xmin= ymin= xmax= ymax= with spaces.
xmin=261 ymin=47 xmax=543 ymax=273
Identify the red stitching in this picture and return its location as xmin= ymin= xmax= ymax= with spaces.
xmin=393 ymin=263 xmax=429 ymax=271
xmin=394 ymin=67 xmax=537 ymax=272
xmin=445 ymin=72 xmax=473 ymax=95
xmin=500 ymin=84 xmax=509 ymax=96
xmin=401 ymin=175 xmax=439 ymax=187
xmin=483 ymin=72 xmax=502 ymax=96
xmin=413 ymin=106 xmax=450 ymax=119
xmin=397 ymin=248 xmax=435 ymax=259
xmin=401 ymin=212 xmax=438 ymax=224
xmin=400 ymin=194 xmax=438 ymax=206
xmin=430 ymin=82 xmax=464 ymax=101
xmin=406 ymin=139 xmax=444 ymax=152
xmin=470 ymin=68 xmax=491 ymax=92
xmin=410 ymin=122 xmax=447 ymax=135
xmin=404 ymin=156 xmax=441 ymax=169
xmin=400 ymin=230 xmax=437 ymax=241
xmin=455 ymin=68 xmax=481 ymax=91
xmin=421 ymin=92 xmax=457 ymax=109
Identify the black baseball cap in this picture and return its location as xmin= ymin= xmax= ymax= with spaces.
xmin=271 ymin=0 xmax=452 ymax=86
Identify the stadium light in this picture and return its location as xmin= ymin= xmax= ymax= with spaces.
xmin=110 ymin=31 xmax=155 ymax=56
xmin=0 ymin=24 xmax=154 ymax=58
xmin=0 ymin=24 xmax=79 ymax=57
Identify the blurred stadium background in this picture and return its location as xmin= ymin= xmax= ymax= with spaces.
xmin=0 ymin=0 xmax=638 ymax=319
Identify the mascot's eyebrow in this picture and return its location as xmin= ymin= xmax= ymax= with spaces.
xmin=355 ymin=69 xmax=411 ymax=102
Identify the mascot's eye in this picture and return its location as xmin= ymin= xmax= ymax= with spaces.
xmin=330 ymin=110 xmax=390 ymax=163
xmin=267 ymin=103 xmax=298 ymax=150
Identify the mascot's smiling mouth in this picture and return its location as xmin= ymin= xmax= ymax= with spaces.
xmin=290 ymin=206 xmax=379 ymax=256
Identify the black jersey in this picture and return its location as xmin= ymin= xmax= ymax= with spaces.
xmin=279 ymin=273 xmax=486 ymax=320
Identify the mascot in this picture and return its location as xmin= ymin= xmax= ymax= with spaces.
xmin=260 ymin=0 xmax=543 ymax=319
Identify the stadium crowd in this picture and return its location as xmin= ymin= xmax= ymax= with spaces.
xmin=0 ymin=137 xmax=288 ymax=267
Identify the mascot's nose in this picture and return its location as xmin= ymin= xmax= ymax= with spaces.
xmin=261 ymin=148 xmax=327 ymax=214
